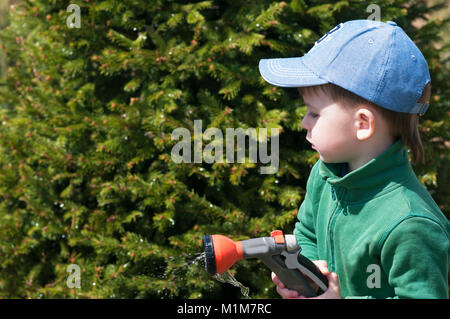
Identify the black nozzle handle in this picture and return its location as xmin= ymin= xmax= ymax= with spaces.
xmin=267 ymin=255 xmax=318 ymax=297
xmin=281 ymin=250 xmax=329 ymax=295
xmin=239 ymin=236 xmax=328 ymax=297
xmin=297 ymin=254 xmax=328 ymax=293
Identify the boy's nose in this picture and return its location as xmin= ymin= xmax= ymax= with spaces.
xmin=301 ymin=116 xmax=309 ymax=131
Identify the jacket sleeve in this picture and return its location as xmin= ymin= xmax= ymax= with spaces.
xmin=378 ymin=215 xmax=449 ymax=299
xmin=293 ymin=162 xmax=320 ymax=261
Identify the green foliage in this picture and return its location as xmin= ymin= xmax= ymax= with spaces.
xmin=0 ymin=0 xmax=448 ymax=298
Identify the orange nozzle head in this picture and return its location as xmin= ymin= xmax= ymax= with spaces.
xmin=202 ymin=234 xmax=243 ymax=275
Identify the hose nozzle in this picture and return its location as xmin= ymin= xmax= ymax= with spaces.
xmin=202 ymin=231 xmax=328 ymax=297
xmin=202 ymin=234 xmax=243 ymax=275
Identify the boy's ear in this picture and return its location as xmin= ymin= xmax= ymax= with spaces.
xmin=355 ymin=108 xmax=375 ymax=141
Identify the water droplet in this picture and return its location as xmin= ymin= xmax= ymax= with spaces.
xmin=214 ymin=271 xmax=250 ymax=298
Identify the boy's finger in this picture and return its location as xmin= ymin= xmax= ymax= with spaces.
xmin=313 ymin=260 xmax=330 ymax=275
xmin=271 ymin=272 xmax=285 ymax=289
xmin=276 ymin=285 xmax=299 ymax=299
xmin=272 ymin=272 xmax=301 ymax=298
xmin=328 ymin=272 xmax=340 ymax=290
xmin=313 ymin=260 xmax=328 ymax=268
xmin=320 ymin=272 xmax=341 ymax=299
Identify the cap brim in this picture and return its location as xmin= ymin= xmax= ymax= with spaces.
xmin=259 ymin=57 xmax=328 ymax=87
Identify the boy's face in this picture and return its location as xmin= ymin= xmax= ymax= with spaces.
xmin=300 ymin=89 xmax=358 ymax=164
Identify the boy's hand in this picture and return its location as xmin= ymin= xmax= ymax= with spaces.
xmin=271 ymin=260 xmax=341 ymax=299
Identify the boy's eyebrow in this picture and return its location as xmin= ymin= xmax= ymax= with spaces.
xmin=303 ymin=101 xmax=319 ymax=110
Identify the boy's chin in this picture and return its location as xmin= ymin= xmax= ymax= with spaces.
xmin=312 ymin=145 xmax=350 ymax=163
xmin=318 ymin=153 xmax=347 ymax=164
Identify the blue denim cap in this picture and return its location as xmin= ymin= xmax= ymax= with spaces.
xmin=259 ymin=20 xmax=431 ymax=115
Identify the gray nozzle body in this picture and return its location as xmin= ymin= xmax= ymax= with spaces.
xmin=241 ymin=236 xmax=319 ymax=297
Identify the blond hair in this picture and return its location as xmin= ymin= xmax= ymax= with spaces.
xmin=298 ymin=83 xmax=431 ymax=164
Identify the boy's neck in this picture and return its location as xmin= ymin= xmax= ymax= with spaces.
xmin=347 ymin=137 xmax=396 ymax=172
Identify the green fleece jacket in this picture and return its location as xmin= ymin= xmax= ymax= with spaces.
xmin=294 ymin=140 xmax=449 ymax=298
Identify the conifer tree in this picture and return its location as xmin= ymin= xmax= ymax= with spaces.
xmin=0 ymin=0 xmax=448 ymax=298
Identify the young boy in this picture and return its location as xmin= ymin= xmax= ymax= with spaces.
xmin=259 ymin=20 xmax=449 ymax=298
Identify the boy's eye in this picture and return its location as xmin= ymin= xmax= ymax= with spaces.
xmin=308 ymin=111 xmax=319 ymax=118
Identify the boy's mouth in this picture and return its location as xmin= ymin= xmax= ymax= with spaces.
xmin=306 ymin=137 xmax=316 ymax=149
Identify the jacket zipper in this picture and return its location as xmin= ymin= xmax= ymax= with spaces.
xmin=331 ymin=186 xmax=336 ymax=200
xmin=328 ymin=207 xmax=342 ymax=272
xmin=328 ymin=185 xmax=340 ymax=272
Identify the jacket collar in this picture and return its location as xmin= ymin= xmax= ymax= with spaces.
xmin=318 ymin=139 xmax=413 ymax=203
